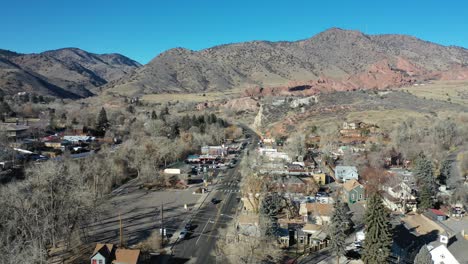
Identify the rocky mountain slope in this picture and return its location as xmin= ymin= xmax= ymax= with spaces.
xmin=107 ymin=28 xmax=468 ymax=96
xmin=0 ymin=48 xmax=140 ymax=98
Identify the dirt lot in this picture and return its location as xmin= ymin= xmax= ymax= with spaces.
xmin=81 ymin=179 xmax=208 ymax=246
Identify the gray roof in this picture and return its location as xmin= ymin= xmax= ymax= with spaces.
xmin=335 ymin=166 xmax=358 ymax=178
xmin=447 ymin=233 xmax=468 ymax=262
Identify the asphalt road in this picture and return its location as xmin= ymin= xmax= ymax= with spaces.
xmin=171 ymin=129 xmax=259 ymax=264
xmin=171 ymin=163 xmax=242 ymax=263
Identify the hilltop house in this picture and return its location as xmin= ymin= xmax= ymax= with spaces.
xmin=334 ymin=166 xmax=359 ymax=182
xmin=342 ymin=121 xmax=362 ymax=130
xmin=342 ymin=179 xmax=365 ymax=204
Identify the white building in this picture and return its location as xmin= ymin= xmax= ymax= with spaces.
xmin=429 ymin=244 xmax=459 ymax=264
xmin=334 ymin=166 xmax=359 ymax=182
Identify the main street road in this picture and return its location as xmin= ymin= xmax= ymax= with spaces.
xmin=171 ymin=128 xmax=259 ymax=264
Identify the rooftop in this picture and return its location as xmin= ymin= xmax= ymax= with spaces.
xmin=304 ymin=203 xmax=334 ymax=217
xmin=401 ymin=214 xmax=445 ymax=236
xmin=113 ymin=249 xmax=140 ymax=264
xmin=92 ymin=243 xmax=114 ymax=258
xmin=343 ymin=179 xmax=362 ymax=191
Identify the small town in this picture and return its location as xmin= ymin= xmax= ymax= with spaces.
xmin=1 ymin=92 xmax=467 ymax=263
xmin=1 ymin=1 xmax=468 ymax=264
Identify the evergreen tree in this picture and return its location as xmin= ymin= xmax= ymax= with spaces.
xmin=413 ymin=153 xmax=436 ymax=209
xmin=0 ymin=101 xmax=12 ymax=118
xmin=329 ymin=200 xmax=348 ymax=264
xmin=413 ymin=153 xmax=434 ymax=190
xmin=197 ymin=115 xmax=205 ymax=124
xmin=31 ymin=94 xmax=39 ymax=104
xmin=362 ymin=194 xmax=392 ymax=264
xmin=180 ymin=115 xmax=191 ymax=131
xmin=439 ymin=159 xmax=451 ymax=185
xmin=209 ymin=113 xmax=217 ymax=124
xmin=192 ymin=115 xmax=200 ymax=126
xmin=96 ymin=107 xmax=109 ymax=131
xmin=151 ymin=110 xmax=157 ymax=120
xmin=170 ymin=122 xmax=180 ymax=138
xmin=418 ymin=185 xmax=433 ymax=211
xmin=49 ymin=115 xmax=57 ymax=130
xmin=162 ymin=105 xmax=169 ymax=115
xmin=414 ymin=245 xmax=433 ymax=264
xmin=127 ymin=105 xmax=135 ymax=114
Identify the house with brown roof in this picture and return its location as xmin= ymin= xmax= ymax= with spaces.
xmin=113 ymin=249 xmax=141 ymax=264
xmin=90 ymin=244 xmax=140 ymax=264
xmin=342 ymin=179 xmax=365 ymax=204
xmin=299 ymin=203 xmax=334 ymax=225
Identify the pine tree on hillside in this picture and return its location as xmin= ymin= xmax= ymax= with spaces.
xmin=414 ymin=245 xmax=433 ymax=264
xmin=362 ymin=194 xmax=392 ymax=264
xmin=329 ymin=200 xmax=348 ymax=264
xmin=96 ymin=107 xmax=109 ymax=132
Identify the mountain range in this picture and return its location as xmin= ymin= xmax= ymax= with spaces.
xmin=105 ymin=28 xmax=468 ymax=96
xmin=0 ymin=48 xmax=140 ymax=98
xmin=2 ymin=28 xmax=468 ymax=98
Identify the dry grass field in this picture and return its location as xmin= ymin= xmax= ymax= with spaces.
xmin=405 ymin=80 xmax=468 ymax=106
xmin=140 ymin=88 xmax=243 ymax=103
xmin=259 ymin=85 xmax=468 ymax=137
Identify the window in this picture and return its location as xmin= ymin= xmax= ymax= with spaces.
xmin=351 ymin=193 xmax=355 ymax=200
xmin=359 ymin=194 xmax=363 ymax=200
xmin=99 ymin=260 xmax=103 ymax=264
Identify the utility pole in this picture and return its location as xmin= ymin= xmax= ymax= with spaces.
xmin=160 ymin=202 xmax=164 ymax=247
xmin=119 ymin=213 xmax=123 ymax=248
xmin=296 ymin=226 xmax=299 ymax=257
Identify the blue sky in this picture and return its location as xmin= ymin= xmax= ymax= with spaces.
xmin=2 ymin=0 xmax=467 ymax=64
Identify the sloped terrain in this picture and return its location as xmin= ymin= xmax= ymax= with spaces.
xmin=0 ymin=48 xmax=140 ymax=98
xmin=106 ymin=28 xmax=468 ymax=96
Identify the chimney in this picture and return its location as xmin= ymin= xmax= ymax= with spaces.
xmin=439 ymin=234 xmax=448 ymax=246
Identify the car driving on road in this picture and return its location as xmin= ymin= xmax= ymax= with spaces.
xmin=179 ymin=229 xmax=188 ymax=239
